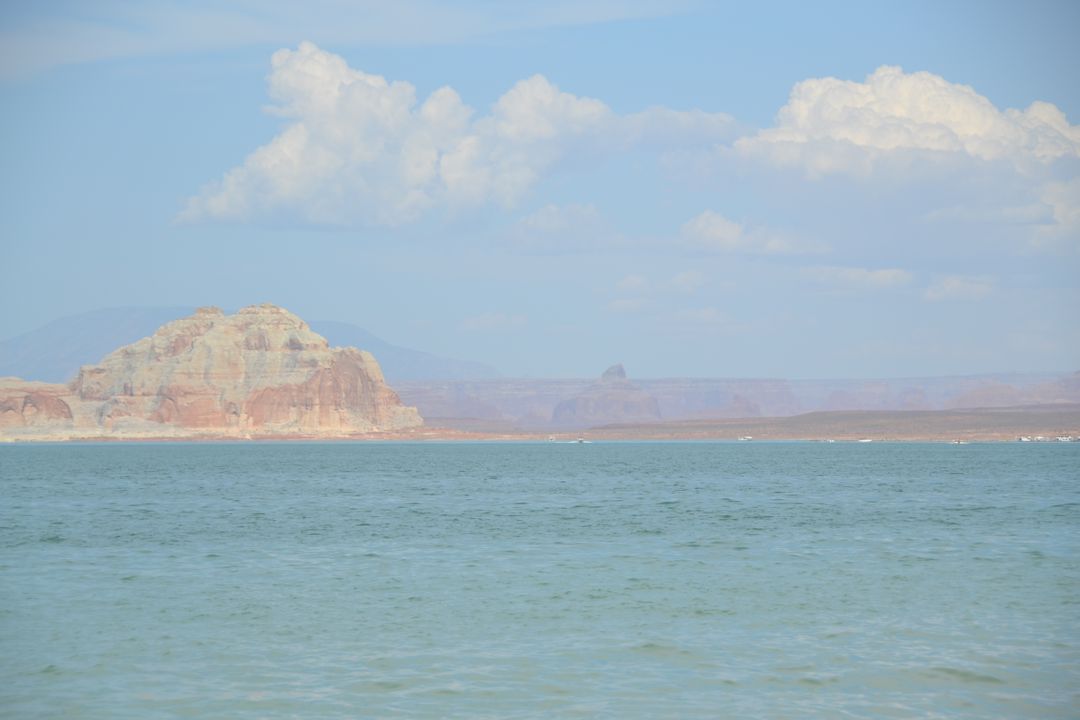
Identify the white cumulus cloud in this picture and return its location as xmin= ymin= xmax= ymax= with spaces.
xmin=616 ymin=274 xmax=650 ymax=292
xmin=925 ymin=177 xmax=1079 ymax=251
xmin=670 ymin=270 xmax=705 ymax=294
xmin=803 ymin=265 xmax=913 ymax=290
xmin=509 ymin=203 xmax=624 ymax=253
xmin=736 ymin=65 xmax=1080 ymax=177
xmin=518 ymin=203 xmax=602 ymax=233
xmin=182 ymin=42 xmax=734 ymax=227
xmin=682 ymin=210 xmax=744 ymax=250
xmin=1033 ymin=178 xmax=1080 ymax=249
xmin=923 ymin=275 xmax=995 ymax=301
xmin=681 ymin=210 xmax=824 ymax=255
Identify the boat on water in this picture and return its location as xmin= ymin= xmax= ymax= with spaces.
xmin=858 ymin=438 xmax=874 ymax=443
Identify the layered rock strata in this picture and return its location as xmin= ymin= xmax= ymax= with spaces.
xmin=550 ymin=364 xmax=662 ymax=428
xmin=0 ymin=304 xmax=422 ymax=439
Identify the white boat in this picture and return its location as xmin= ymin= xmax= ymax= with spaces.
xmin=858 ymin=438 xmax=873 ymax=443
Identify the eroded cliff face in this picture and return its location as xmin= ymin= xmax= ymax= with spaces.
xmin=1 ymin=304 xmax=421 ymax=439
xmin=0 ymin=380 xmax=74 ymax=429
xmin=551 ymin=364 xmax=662 ymax=428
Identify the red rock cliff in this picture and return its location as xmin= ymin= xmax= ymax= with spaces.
xmin=2 ymin=304 xmax=422 ymax=438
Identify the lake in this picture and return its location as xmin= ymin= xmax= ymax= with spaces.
xmin=1 ymin=441 xmax=1077 ymax=717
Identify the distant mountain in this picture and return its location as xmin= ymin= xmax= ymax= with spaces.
xmin=0 ymin=307 xmax=195 ymax=384
xmin=308 ymin=321 xmax=500 ymax=382
xmin=396 ymin=371 xmax=1080 ymax=430
xmin=0 ymin=307 xmax=500 ymax=384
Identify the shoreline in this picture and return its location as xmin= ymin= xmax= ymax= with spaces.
xmin=3 ymin=404 xmax=1078 ymax=444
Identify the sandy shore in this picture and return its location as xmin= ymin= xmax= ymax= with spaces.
xmin=4 ymin=403 xmax=1078 ymax=443
xmin=578 ymin=404 xmax=1080 ymax=442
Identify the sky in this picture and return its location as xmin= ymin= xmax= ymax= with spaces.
xmin=1 ymin=0 xmax=1078 ymax=379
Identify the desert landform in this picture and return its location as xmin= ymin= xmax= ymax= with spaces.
xmin=2 ymin=305 xmax=1078 ymax=442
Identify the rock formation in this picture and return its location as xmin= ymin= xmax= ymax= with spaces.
xmin=392 ymin=371 xmax=1080 ymax=430
xmin=0 ymin=379 xmax=75 ymax=429
xmin=550 ymin=364 xmax=661 ymax=428
xmin=0 ymin=304 xmax=422 ymax=439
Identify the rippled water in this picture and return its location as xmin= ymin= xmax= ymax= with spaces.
xmin=1 ymin=441 xmax=1078 ymax=718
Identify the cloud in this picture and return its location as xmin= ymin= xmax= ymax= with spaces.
xmin=461 ymin=311 xmax=527 ymax=332
xmin=0 ymin=1 xmax=689 ymax=80
xmin=622 ymin=106 xmax=738 ymax=148
xmin=1033 ymin=178 xmax=1080 ymax=249
xmin=803 ymin=265 xmax=913 ymax=290
xmin=680 ymin=210 xmax=825 ymax=255
xmin=182 ymin=45 xmax=607 ymax=225
xmin=609 ymin=269 xmax=717 ymax=317
xmin=616 ymin=274 xmax=649 ymax=292
xmin=606 ymin=298 xmax=649 ymax=314
xmin=670 ymin=270 xmax=705 ymax=294
xmin=924 ymin=201 xmax=1052 ymax=226
xmin=511 ymin=203 xmax=622 ymax=252
xmin=682 ymin=210 xmax=743 ymax=250
xmin=518 ymin=203 xmax=602 ymax=233
xmin=736 ymin=65 xmax=1080 ymax=177
xmin=182 ymin=42 xmax=734 ymax=227
xmin=925 ymin=177 xmax=1079 ymax=251
xmin=675 ymin=306 xmax=726 ymax=324
xmin=923 ymin=275 xmax=995 ymax=301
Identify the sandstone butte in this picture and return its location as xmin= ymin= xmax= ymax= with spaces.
xmin=550 ymin=364 xmax=662 ymax=428
xmin=0 ymin=304 xmax=423 ymax=440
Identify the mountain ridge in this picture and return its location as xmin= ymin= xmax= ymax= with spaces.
xmin=396 ymin=371 xmax=1080 ymax=430
xmin=0 ymin=307 xmax=500 ymax=383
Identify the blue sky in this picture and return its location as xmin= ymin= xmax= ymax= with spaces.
xmin=1 ymin=1 xmax=1078 ymax=378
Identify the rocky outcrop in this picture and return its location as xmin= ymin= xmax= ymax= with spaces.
xmin=551 ymin=364 xmax=661 ymax=428
xmin=0 ymin=304 xmax=421 ymax=439
xmin=946 ymin=372 xmax=1080 ymax=409
xmin=0 ymin=307 xmax=501 ymax=385
xmin=0 ymin=379 xmax=74 ymax=429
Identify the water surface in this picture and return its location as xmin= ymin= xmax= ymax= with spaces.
xmin=1 ymin=442 xmax=1077 ymax=717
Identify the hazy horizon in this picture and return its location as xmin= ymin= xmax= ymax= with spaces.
xmin=2 ymin=303 xmax=1076 ymax=384
xmin=2 ymin=1 xmax=1078 ymax=379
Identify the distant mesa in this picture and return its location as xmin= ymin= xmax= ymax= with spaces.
xmin=0 ymin=304 xmax=422 ymax=439
xmin=551 ymin=364 xmax=662 ymax=428
xmin=393 ymin=371 xmax=1080 ymax=433
xmin=601 ymin=363 xmax=628 ymax=381
xmin=308 ymin=320 xmax=500 ymax=382
xmin=5 ymin=307 xmax=1079 ymax=439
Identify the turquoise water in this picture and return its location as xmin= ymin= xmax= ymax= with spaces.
xmin=1 ymin=442 xmax=1078 ymax=718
